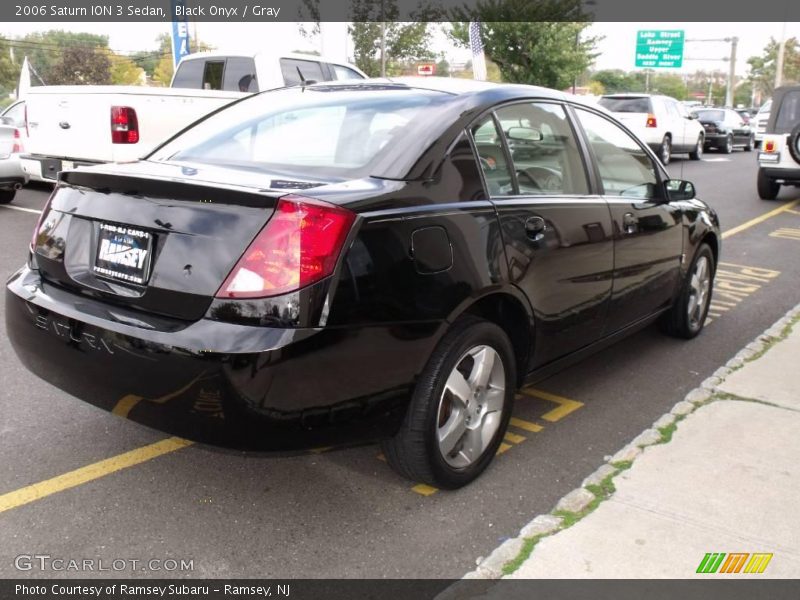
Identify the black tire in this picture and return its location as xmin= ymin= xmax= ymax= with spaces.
xmin=660 ymin=243 xmax=715 ymax=340
xmin=721 ymin=134 xmax=733 ymax=154
xmin=788 ymin=123 xmax=800 ymax=165
xmin=659 ymin=135 xmax=672 ymax=165
xmin=0 ymin=189 xmax=15 ymax=204
xmin=744 ymin=135 xmax=755 ymax=152
xmin=757 ymin=169 xmax=780 ymax=200
xmin=689 ymin=135 xmax=704 ymax=160
xmin=381 ymin=316 xmax=516 ymax=489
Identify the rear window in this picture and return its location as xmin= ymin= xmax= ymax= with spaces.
xmin=150 ymin=88 xmax=454 ymax=180
xmin=598 ymin=97 xmax=652 ymax=113
xmin=695 ymin=109 xmax=725 ymax=121
xmin=774 ymin=91 xmax=800 ymax=134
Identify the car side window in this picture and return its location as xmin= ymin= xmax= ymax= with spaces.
xmin=202 ymin=61 xmax=224 ymax=90
xmin=494 ymin=102 xmax=589 ymax=195
xmin=575 ymin=108 xmax=659 ymax=199
xmin=171 ymin=59 xmax=205 ymax=89
xmin=280 ymin=59 xmax=325 ymax=86
xmin=223 ymin=58 xmax=258 ymax=92
xmin=332 ymin=65 xmax=364 ymax=81
xmin=665 ymin=99 xmax=681 ymax=120
xmin=469 ymin=115 xmax=515 ymax=197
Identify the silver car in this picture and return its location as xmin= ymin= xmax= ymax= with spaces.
xmin=0 ymin=108 xmax=28 ymax=204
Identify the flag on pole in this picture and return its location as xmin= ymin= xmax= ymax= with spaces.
xmin=469 ymin=21 xmax=487 ymax=81
xmin=170 ymin=0 xmax=192 ymax=68
xmin=17 ymin=56 xmax=31 ymax=99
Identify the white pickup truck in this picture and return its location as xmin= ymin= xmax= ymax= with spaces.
xmin=21 ymin=52 xmax=366 ymax=181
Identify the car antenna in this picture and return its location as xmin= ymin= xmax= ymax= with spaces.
xmin=296 ymin=67 xmax=318 ymax=90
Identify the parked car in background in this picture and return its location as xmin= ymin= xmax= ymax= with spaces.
xmin=694 ymin=107 xmax=755 ymax=153
xmin=21 ymin=52 xmax=366 ymax=182
xmin=757 ymin=85 xmax=800 ymax=200
xmin=0 ymin=106 xmax=29 ymax=204
xmin=753 ymin=99 xmax=772 ymax=147
xmin=7 ymin=78 xmax=720 ymax=488
xmin=598 ymin=94 xmax=705 ymax=164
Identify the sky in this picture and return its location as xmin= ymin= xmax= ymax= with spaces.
xmin=5 ymin=21 xmax=800 ymax=78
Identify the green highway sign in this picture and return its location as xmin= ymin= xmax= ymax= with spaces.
xmin=635 ymin=30 xmax=684 ymax=68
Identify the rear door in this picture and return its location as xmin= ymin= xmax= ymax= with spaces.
xmin=472 ymin=102 xmax=614 ymax=366
xmin=663 ymin=97 xmax=688 ymax=149
xmin=572 ymin=107 xmax=682 ymax=334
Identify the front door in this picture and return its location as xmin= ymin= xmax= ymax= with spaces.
xmin=573 ymin=107 xmax=683 ymax=334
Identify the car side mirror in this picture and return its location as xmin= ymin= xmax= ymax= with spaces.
xmin=665 ymin=179 xmax=696 ymax=202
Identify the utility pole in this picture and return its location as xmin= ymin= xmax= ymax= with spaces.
xmin=380 ymin=21 xmax=386 ymax=77
xmin=725 ymin=36 xmax=738 ymax=107
xmin=775 ymin=22 xmax=787 ymax=89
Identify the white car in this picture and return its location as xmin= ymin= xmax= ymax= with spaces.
xmin=752 ymin=98 xmax=772 ymax=147
xmin=598 ymin=94 xmax=706 ymax=164
xmin=756 ymin=86 xmax=800 ymax=200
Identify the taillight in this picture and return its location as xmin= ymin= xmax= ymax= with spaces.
xmin=12 ymin=128 xmax=23 ymax=153
xmin=645 ymin=114 xmax=657 ymax=128
xmin=764 ymin=138 xmax=776 ymax=153
xmin=216 ymin=195 xmax=356 ymax=299
xmin=111 ymin=106 xmax=139 ymax=144
xmin=31 ymin=192 xmax=55 ymax=253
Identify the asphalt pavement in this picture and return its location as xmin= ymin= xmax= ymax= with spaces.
xmin=0 ymin=149 xmax=799 ymax=579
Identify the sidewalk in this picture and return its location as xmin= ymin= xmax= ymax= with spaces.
xmin=470 ymin=304 xmax=800 ymax=580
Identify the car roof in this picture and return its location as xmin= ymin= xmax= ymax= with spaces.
xmin=179 ymin=51 xmax=359 ymax=69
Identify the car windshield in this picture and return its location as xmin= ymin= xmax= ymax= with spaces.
xmin=774 ymin=90 xmax=800 ymax=134
xmin=695 ymin=109 xmax=726 ymax=121
xmin=149 ymin=86 xmax=455 ymax=179
xmin=598 ymin=97 xmax=652 ymax=113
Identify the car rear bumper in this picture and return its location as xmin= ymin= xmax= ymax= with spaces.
xmin=703 ymin=133 xmax=730 ymax=146
xmin=6 ymin=266 xmax=437 ymax=450
xmin=0 ymin=154 xmax=29 ymax=187
xmin=758 ymin=166 xmax=800 ymax=183
xmin=21 ymin=155 xmax=101 ymax=182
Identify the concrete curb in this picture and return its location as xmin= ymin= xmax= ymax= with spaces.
xmin=462 ymin=301 xmax=800 ymax=580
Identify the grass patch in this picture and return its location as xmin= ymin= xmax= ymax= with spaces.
xmin=745 ymin=313 xmax=799 ymax=363
xmin=502 ymin=465 xmax=624 ymax=575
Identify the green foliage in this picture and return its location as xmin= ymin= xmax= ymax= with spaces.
xmin=18 ymin=30 xmax=109 ymax=84
xmin=46 ymin=45 xmax=112 ymax=85
xmin=448 ymin=17 xmax=599 ymax=90
xmin=0 ymin=39 xmax=21 ymax=95
xmin=349 ymin=21 xmax=434 ymax=77
xmin=748 ymin=37 xmax=800 ymax=98
xmin=110 ymin=53 xmax=144 ymax=85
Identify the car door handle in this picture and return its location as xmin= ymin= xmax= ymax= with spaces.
xmin=525 ymin=216 xmax=546 ymax=240
xmin=623 ymin=212 xmax=638 ymax=234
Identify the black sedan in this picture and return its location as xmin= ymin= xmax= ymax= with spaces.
xmin=6 ymin=79 xmax=720 ymax=488
xmin=695 ymin=108 xmax=755 ymax=153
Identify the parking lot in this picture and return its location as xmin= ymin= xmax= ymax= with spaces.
xmin=1 ymin=149 xmax=799 ymax=578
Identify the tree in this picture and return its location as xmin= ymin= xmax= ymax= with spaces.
xmin=448 ymin=17 xmax=598 ymax=90
xmin=47 ymin=45 xmax=111 ymax=85
xmin=650 ymin=73 xmax=687 ymax=100
xmin=109 ymin=53 xmax=144 ymax=85
xmin=349 ymin=21 xmax=434 ymax=77
xmin=748 ymin=37 xmax=800 ymax=99
xmin=0 ymin=39 xmax=21 ymax=96
xmin=17 ymin=31 xmax=109 ymax=84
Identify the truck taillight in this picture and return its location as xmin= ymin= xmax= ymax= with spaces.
xmin=216 ymin=195 xmax=356 ymax=299
xmin=645 ymin=114 xmax=657 ymax=128
xmin=111 ymin=106 xmax=139 ymax=144
xmin=24 ymin=103 xmax=29 ymax=138
xmin=12 ymin=128 xmax=23 ymax=154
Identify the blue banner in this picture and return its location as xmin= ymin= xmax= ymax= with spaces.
xmin=170 ymin=0 xmax=191 ymax=68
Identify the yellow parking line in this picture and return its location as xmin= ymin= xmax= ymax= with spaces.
xmin=519 ymin=388 xmax=584 ymax=422
xmin=496 ymin=442 xmax=513 ymax=455
xmin=411 ymin=484 xmax=438 ymax=496
xmin=509 ymin=417 xmax=544 ymax=433
xmin=721 ymin=199 xmax=800 ymax=239
xmin=504 ymin=431 xmax=526 ymax=444
xmin=0 ymin=437 xmax=193 ymax=514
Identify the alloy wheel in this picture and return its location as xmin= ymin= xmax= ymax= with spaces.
xmin=436 ymin=345 xmax=505 ymax=469
xmin=687 ymin=256 xmax=711 ymax=329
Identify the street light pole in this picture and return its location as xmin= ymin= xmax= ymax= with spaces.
xmin=725 ymin=37 xmax=738 ymax=107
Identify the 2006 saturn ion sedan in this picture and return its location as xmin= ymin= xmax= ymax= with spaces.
xmin=7 ymin=78 xmax=720 ymax=488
